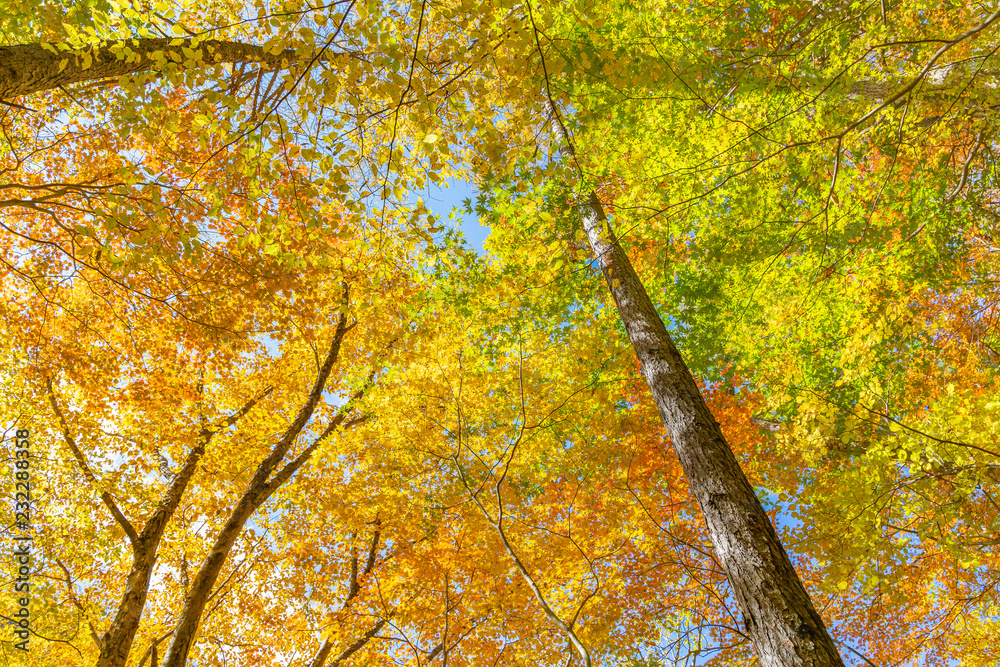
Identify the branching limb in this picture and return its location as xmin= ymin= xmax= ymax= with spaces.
xmin=425 ymin=614 xmax=483 ymax=664
xmin=55 ymin=558 xmax=102 ymax=649
xmin=133 ymin=631 xmax=174 ymax=667
xmin=835 ymin=9 xmax=1000 ymax=138
xmin=46 ymin=377 xmax=140 ymax=551
xmin=265 ymin=334 xmax=397 ymax=496
xmin=308 ymin=520 xmax=383 ymax=667
xmin=946 ymin=128 xmax=987 ymax=202
xmin=160 ymin=293 xmax=358 ymax=667
xmin=328 ymin=618 xmax=387 ymax=666
xmin=453 ymin=456 xmax=592 ymax=667
xmin=361 ymin=520 xmax=381 ymax=582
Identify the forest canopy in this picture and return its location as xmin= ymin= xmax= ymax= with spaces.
xmin=1 ymin=0 xmax=998 ymax=666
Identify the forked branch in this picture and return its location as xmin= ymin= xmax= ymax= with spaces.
xmin=46 ymin=377 xmax=140 ymax=550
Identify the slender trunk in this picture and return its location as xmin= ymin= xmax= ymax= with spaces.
xmin=309 ymin=618 xmax=387 ymax=667
xmin=308 ymin=525 xmax=381 ymax=667
xmin=547 ymin=104 xmax=844 ymax=666
xmin=160 ymin=312 xmax=357 ymax=667
xmin=309 ymin=639 xmax=334 ymax=667
xmin=49 ymin=378 xmax=268 ymax=667
xmin=0 ymin=38 xmax=339 ymax=99
xmin=96 ymin=435 xmax=208 ymax=667
xmin=488 ymin=518 xmax=591 ymax=667
xmin=96 ymin=389 xmax=272 ymax=667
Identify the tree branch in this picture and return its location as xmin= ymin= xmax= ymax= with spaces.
xmin=55 ymin=558 xmax=102 ymax=649
xmin=0 ymin=38 xmax=355 ymax=99
xmin=46 ymin=377 xmax=140 ymax=551
xmin=454 ymin=455 xmax=592 ymax=667
xmin=161 ymin=293 xmax=356 ymax=667
xmin=835 ymin=10 xmax=1000 ymax=138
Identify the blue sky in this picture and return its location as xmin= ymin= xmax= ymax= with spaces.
xmin=419 ymin=177 xmax=490 ymax=253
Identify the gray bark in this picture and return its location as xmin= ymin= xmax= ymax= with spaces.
xmin=547 ymin=102 xmax=844 ymax=667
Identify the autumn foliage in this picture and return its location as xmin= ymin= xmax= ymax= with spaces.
xmin=2 ymin=0 xmax=1000 ymax=665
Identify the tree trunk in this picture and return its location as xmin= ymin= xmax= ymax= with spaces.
xmin=49 ymin=379 xmax=268 ymax=667
xmin=309 ymin=618 xmax=387 ymax=667
xmin=547 ymin=103 xmax=845 ymax=667
xmin=160 ymin=312 xmax=357 ymax=667
xmin=307 ymin=526 xmax=381 ymax=667
xmin=96 ymin=435 xmax=212 ymax=667
xmin=96 ymin=388 xmax=272 ymax=667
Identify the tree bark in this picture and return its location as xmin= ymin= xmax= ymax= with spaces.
xmin=48 ymin=377 xmax=271 ymax=667
xmin=308 ymin=526 xmax=381 ymax=667
xmin=94 ymin=435 xmax=210 ymax=667
xmin=0 ymin=38 xmax=339 ymax=100
xmin=94 ymin=389 xmax=272 ymax=667
xmin=308 ymin=618 xmax=387 ymax=667
xmin=160 ymin=310 xmax=361 ymax=667
xmin=547 ymin=102 xmax=844 ymax=667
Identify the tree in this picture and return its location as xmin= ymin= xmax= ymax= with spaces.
xmin=6 ymin=183 xmax=416 ymax=665
xmin=547 ymin=104 xmax=843 ymax=665
xmin=3 ymin=0 xmax=1000 ymax=665
xmin=472 ymin=1 xmax=995 ymax=664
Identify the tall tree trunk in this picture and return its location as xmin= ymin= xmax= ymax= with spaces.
xmin=547 ymin=102 xmax=845 ymax=667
